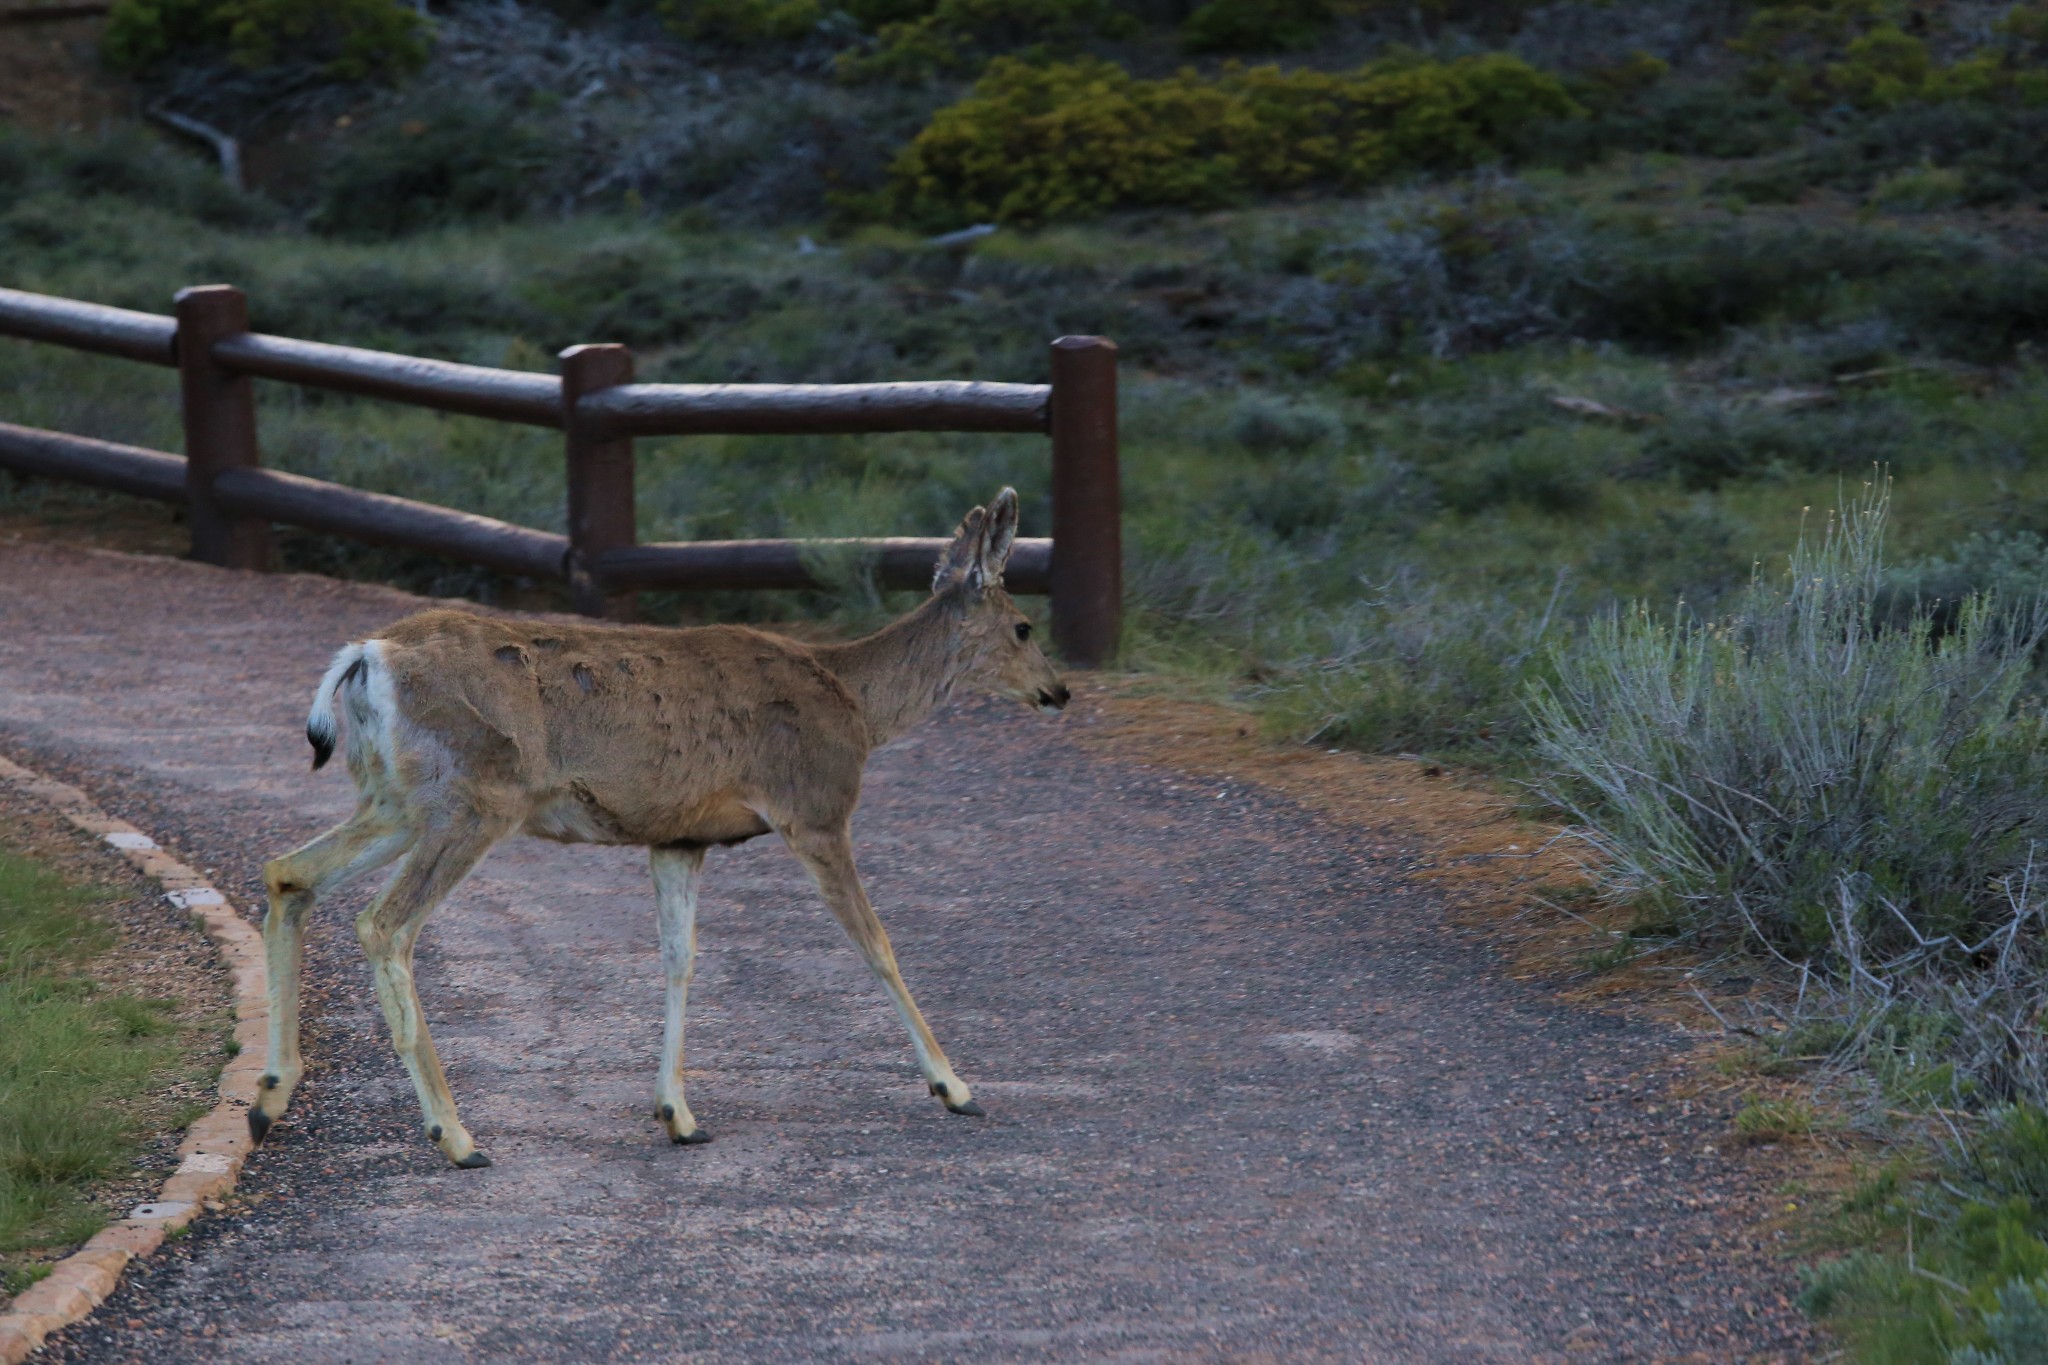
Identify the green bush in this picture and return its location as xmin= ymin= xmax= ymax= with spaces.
xmin=1532 ymin=482 xmax=2048 ymax=957
xmin=1226 ymin=392 xmax=1343 ymax=454
xmin=1550 ymin=79 xmax=1799 ymax=165
xmin=1734 ymin=0 xmax=2048 ymax=111
xmin=103 ymin=0 xmax=429 ymax=80
xmin=883 ymin=52 xmax=1578 ymax=226
xmin=837 ymin=0 xmax=1138 ymax=82
xmin=1180 ymin=0 xmax=1330 ymax=54
xmin=1435 ymin=426 xmax=1604 ymax=515
xmin=1804 ymin=1106 xmax=2048 ymax=1362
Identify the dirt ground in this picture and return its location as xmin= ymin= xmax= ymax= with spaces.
xmin=0 ymin=7 xmax=136 ymax=134
xmin=0 ymin=537 xmax=1825 ymax=1362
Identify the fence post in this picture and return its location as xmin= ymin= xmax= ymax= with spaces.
xmin=561 ymin=343 xmax=637 ymax=619
xmin=1048 ymin=335 xmax=1121 ymax=667
xmin=174 ymin=285 xmax=269 ymax=571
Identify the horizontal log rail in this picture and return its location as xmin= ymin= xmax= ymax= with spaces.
xmin=574 ymin=381 xmax=1050 ymax=439
xmin=597 ymin=536 xmax=1053 ymax=593
xmin=212 ymin=467 xmax=571 ymax=581
xmin=0 ymin=282 xmax=1122 ymax=663
xmin=0 ymin=288 xmax=178 ymax=367
xmin=213 ymin=334 xmax=566 ymax=428
xmin=0 ymin=422 xmax=187 ymax=502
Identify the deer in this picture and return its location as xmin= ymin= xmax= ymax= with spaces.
xmin=248 ymin=488 xmax=1069 ymax=1169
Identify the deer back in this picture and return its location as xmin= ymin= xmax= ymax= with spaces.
xmin=369 ymin=610 xmax=871 ymax=845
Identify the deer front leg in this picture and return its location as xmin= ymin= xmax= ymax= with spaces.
xmin=649 ymin=845 xmax=711 ymax=1145
xmin=355 ymin=817 xmax=507 ymax=1169
xmin=784 ymin=825 xmax=983 ymax=1118
xmin=251 ymin=810 xmax=411 ymax=1143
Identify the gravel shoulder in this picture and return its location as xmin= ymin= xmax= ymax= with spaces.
xmin=0 ymin=540 xmax=1815 ymax=1363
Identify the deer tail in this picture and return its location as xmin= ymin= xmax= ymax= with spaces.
xmin=306 ymin=644 xmax=368 ymax=771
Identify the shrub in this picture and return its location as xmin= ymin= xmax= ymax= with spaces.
xmin=19 ymin=129 xmax=274 ymax=229
xmin=663 ymin=0 xmax=826 ymax=44
xmin=1180 ymin=0 xmax=1329 ymax=54
xmin=1226 ymin=393 xmax=1344 ymax=454
xmin=1255 ymin=569 xmax=1564 ymax=758
xmin=1733 ymin=0 xmax=2048 ymax=111
xmin=1554 ymin=79 xmax=1800 ymax=164
xmin=882 ymin=52 xmax=1579 ymax=226
xmin=837 ymin=0 xmax=1138 ymax=82
xmin=1532 ymin=481 xmax=2048 ymax=958
xmin=1883 ymin=259 xmax=2048 ymax=364
xmin=103 ymin=0 xmax=429 ymax=80
xmin=1802 ymin=1106 xmax=2048 ymax=1362
xmin=1571 ymin=223 xmax=1928 ymax=351
xmin=1639 ymin=398 xmax=1930 ymax=490
xmin=311 ymin=99 xmax=556 ymax=238
xmin=261 ymin=261 xmax=535 ymax=350
xmin=1869 ymin=162 xmax=1969 ymax=212
xmin=1952 ymin=1277 xmax=2048 ymax=1365
xmin=1434 ymin=426 xmax=1605 ymax=515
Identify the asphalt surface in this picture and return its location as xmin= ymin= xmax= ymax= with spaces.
xmin=0 ymin=542 xmax=1814 ymax=1363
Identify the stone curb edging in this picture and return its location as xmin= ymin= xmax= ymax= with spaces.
xmin=0 ymin=754 xmax=268 ymax=1364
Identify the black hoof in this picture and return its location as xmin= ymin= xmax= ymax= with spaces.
xmin=248 ymin=1108 xmax=273 ymax=1144
xmin=671 ymin=1128 xmax=713 ymax=1146
xmin=454 ymin=1151 xmax=492 ymax=1169
xmin=946 ymin=1100 xmax=987 ymax=1117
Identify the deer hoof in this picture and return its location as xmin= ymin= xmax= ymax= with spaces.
xmin=945 ymin=1100 xmax=987 ymax=1117
xmin=248 ymin=1108 xmax=273 ymax=1144
xmin=453 ymin=1151 xmax=493 ymax=1169
xmin=671 ymin=1128 xmax=713 ymax=1146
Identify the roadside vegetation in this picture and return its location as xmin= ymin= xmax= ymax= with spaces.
xmin=0 ymin=839 xmax=213 ymax=1299
xmin=8 ymin=0 xmax=2048 ymax=1354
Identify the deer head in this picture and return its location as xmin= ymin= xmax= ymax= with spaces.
xmin=933 ymin=488 xmax=1070 ymax=714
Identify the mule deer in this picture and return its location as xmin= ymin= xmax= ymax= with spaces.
xmin=251 ymin=489 xmax=1068 ymax=1168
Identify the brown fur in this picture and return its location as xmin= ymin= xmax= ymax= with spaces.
xmin=250 ymin=490 xmax=1067 ymax=1166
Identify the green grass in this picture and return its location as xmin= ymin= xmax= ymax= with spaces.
xmin=0 ymin=847 xmax=189 ymax=1281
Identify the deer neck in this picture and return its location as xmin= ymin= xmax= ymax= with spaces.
xmin=815 ymin=595 xmax=972 ymax=748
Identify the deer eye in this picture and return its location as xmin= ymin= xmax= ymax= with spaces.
xmin=1014 ymin=621 xmax=1032 ymax=642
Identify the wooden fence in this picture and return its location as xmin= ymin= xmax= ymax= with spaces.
xmin=0 ymin=284 xmax=1123 ymax=663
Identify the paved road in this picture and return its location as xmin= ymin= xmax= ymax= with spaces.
xmin=0 ymin=542 xmax=1812 ymax=1362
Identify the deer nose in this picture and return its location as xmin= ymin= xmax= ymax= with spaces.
xmin=1040 ymin=684 xmax=1071 ymax=711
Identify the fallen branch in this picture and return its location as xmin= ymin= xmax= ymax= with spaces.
xmin=146 ymin=104 xmax=243 ymax=193
xmin=1549 ymin=395 xmax=1658 ymax=426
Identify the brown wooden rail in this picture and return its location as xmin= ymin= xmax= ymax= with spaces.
xmin=0 ymin=284 xmax=1121 ymax=663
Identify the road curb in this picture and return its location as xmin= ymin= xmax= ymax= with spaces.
xmin=0 ymin=753 xmax=268 ymax=1364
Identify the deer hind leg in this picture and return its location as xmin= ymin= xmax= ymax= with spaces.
xmin=649 ymin=845 xmax=711 ymax=1145
xmin=251 ymin=806 xmax=414 ymax=1143
xmin=783 ymin=824 xmax=983 ymax=1118
xmin=355 ymin=811 xmax=511 ymax=1169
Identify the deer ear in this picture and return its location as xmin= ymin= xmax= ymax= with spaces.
xmin=932 ymin=504 xmax=988 ymax=593
xmin=979 ymin=487 xmax=1019 ymax=583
